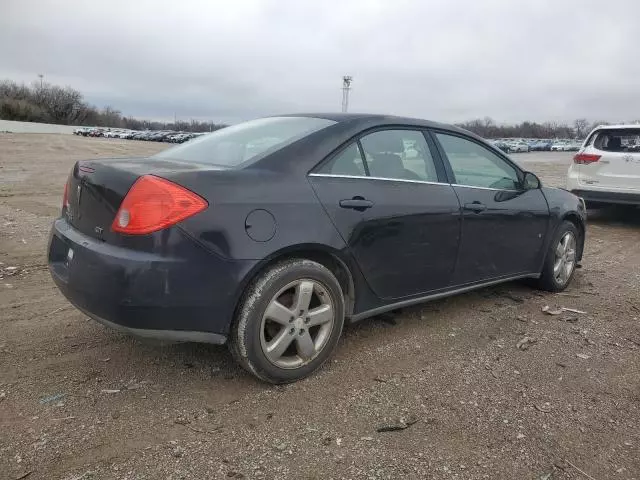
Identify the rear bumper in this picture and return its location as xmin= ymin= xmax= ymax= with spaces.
xmin=570 ymin=189 xmax=640 ymax=206
xmin=76 ymin=305 xmax=226 ymax=344
xmin=48 ymin=218 xmax=257 ymax=343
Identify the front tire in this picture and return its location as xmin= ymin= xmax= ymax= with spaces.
xmin=536 ymin=221 xmax=580 ymax=292
xmin=229 ymin=259 xmax=345 ymax=384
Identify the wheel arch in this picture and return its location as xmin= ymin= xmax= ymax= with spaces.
xmin=232 ymin=244 xmax=357 ymax=323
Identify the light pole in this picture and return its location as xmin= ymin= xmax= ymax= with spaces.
xmin=341 ymin=76 xmax=352 ymax=113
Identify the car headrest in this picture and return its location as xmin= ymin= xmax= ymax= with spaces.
xmin=608 ymin=137 xmax=621 ymax=149
xmin=363 ymin=132 xmax=405 ymax=154
xmin=369 ymin=152 xmax=405 ymax=177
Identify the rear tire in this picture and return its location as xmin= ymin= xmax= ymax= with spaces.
xmin=229 ymin=259 xmax=345 ymax=384
xmin=536 ymin=221 xmax=580 ymax=292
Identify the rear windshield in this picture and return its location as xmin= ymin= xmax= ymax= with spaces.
xmin=154 ymin=116 xmax=336 ymax=166
xmin=590 ymin=128 xmax=640 ymax=152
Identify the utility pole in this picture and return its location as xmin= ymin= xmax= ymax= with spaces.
xmin=341 ymin=76 xmax=352 ymax=113
xmin=37 ymin=74 xmax=44 ymax=88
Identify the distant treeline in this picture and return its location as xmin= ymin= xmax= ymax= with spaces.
xmin=0 ymin=79 xmax=226 ymax=133
xmin=456 ymin=117 xmax=639 ymax=140
xmin=2 ymin=78 xmax=638 ymax=137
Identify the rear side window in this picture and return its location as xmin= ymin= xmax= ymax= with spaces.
xmin=317 ymin=143 xmax=367 ymax=176
xmin=592 ymin=129 xmax=640 ymax=152
xmin=360 ymin=130 xmax=439 ymax=182
xmin=154 ymin=117 xmax=336 ymax=166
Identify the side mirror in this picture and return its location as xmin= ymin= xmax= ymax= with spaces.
xmin=523 ymin=171 xmax=541 ymax=190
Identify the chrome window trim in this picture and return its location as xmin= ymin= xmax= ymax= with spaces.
xmin=308 ymin=173 xmax=521 ymax=192
xmin=308 ymin=173 xmax=448 ymax=186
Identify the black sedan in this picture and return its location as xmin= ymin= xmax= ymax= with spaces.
xmin=48 ymin=114 xmax=586 ymax=383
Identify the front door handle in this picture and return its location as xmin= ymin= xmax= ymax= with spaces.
xmin=340 ymin=196 xmax=373 ymax=211
xmin=463 ymin=202 xmax=486 ymax=213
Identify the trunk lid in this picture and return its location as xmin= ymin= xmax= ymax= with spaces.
xmin=584 ymin=151 xmax=640 ymax=190
xmin=65 ymin=157 xmax=220 ymax=242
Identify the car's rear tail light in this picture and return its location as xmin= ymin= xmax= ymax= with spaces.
xmin=573 ymin=153 xmax=601 ymax=164
xmin=62 ymin=178 xmax=70 ymax=209
xmin=112 ymin=175 xmax=208 ymax=235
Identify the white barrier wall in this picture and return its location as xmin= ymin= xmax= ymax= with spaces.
xmin=0 ymin=120 xmax=80 ymax=134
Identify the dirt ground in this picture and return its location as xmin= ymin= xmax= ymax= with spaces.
xmin=1 ymin=134 xmax=639 ymax=480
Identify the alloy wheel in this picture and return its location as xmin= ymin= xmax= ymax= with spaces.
xmin=553 ymin=232 xmax=577 ymax=286
xmin=260 ymin=279 xmax=335 ymax=369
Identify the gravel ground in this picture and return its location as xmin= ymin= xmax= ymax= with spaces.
xmin=1 ymin=134 xmax=639 ymax=480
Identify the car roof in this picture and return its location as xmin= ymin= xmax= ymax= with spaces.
xmin=283 ymin=112 xmax=454 ymax=128
xmin=592 ymin=124 xmax=640 ymax=130
xmin=281 ymin=112 xmax=473 ymax=136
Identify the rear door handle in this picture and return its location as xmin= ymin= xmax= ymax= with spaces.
xmin=463 ymin=202 xmax=486 ymax=213
xmin=339 ymin=197 xmax=373 ymax=211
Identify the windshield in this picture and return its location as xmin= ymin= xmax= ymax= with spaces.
xmin=592 ymin=128 xmax=640 ymax=152
xmin=154 ymin=116 xmax=336 ymax=166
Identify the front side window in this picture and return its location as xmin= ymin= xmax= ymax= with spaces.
xmin=154 ymin=116 xmax=336 ymax=166
xmin=360 ymin=130 xmax=439 ymax=182
xmin=435 ymin=133 xmax=520 ymax=190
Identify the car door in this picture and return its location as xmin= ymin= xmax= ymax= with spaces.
xmin=431 ymin=131 xmax=549 ymax=286
xmin=309 ymin=128 xmax=461 ymax=300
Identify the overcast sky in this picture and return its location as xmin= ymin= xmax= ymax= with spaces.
xmin=2 ymin=0 xmax=639 ymax=124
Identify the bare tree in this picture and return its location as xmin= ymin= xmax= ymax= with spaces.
xmin=574 ymin=118 xmax=589 ymax=138
xmin=97 ymin=106 xmax=124 ymax=127
xmin=458 ymin=119 xmax=576 ymax=139
xmin=0 ymin=98 xmax=47 ymax=122
xmin=32 ymin=83 xmax=85 ymax=124
xmin=0 ymin=78 xmax=226 ymax=131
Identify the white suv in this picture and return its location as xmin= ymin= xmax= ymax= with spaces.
xmin=567 ymin=125 xmax=640 ymax=207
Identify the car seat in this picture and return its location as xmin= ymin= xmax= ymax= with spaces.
xmin=365 ymin=133 xmax=422 ymax=181
xmin=607 ymin=136 xmax=622 ymax=151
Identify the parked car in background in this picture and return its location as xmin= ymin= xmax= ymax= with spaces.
xmin=568 ymin=125 xmax=640 ymax=207
xmin=72 ymin=127 xmax=209 ymax=142
xmin=77 ymin=128 xmax=96 ymax=137
xmin=540 ymin=140 xmax=554 ymax=151
xmin=49 ymin=113 xmax=585 ymax=383
xmin=509 ymin=141 xmax=530 ymax=153
xmin=530 ymin=140 xmax=553 ymax=151
xmin=151 ymin=132 xmax=171 ymax=141
xmin=529 ymin=140 xmax=543 ymax=151
xmin=168 ymin=133 xmax=195 ymax=143
xmin=567 ymin=141 xmax=581 ymax=152
xmin=133 ymin=132 xmax=150 ymax=140
xmin=491 ymin=140 xmax=510 ymax=153
xmin=551 ymin=141 xmax=569 ymax=151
